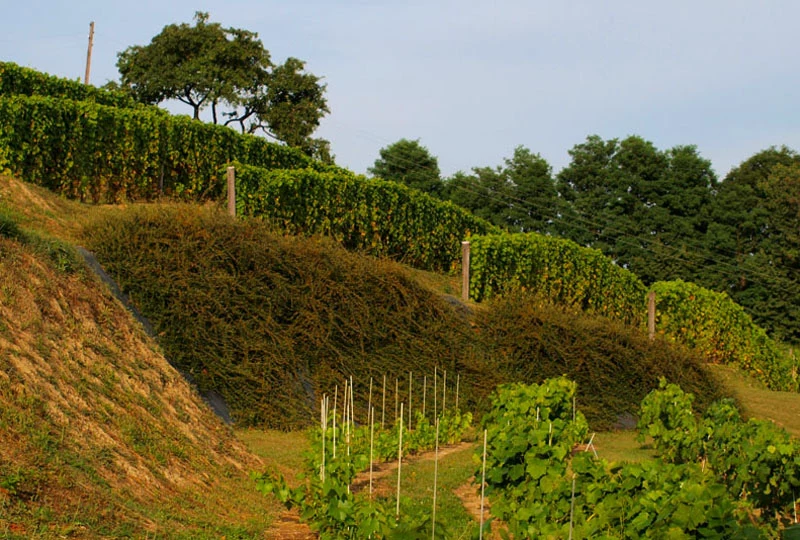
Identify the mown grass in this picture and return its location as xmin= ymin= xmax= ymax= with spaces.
xmin=708 ymin=364 xmax=800 ymax=436
xmin=236 ymin=429 xmax=310 ymax=485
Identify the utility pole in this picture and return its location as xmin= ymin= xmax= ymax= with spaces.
xmin=84 ymin=21 xmax=95 ymax=85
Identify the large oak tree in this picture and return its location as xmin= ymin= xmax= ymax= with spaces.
xmin=116 ymin=12 xmax=330 ymax=160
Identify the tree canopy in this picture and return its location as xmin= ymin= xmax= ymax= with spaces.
xmin=368 ymin=139 xmax=442 ymax=196
xmin=444 ymin=146 xmax=557 ymax=233
xmin=116 ymin=12 xmax=330 ymax=160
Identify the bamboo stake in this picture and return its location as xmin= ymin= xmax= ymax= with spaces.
xmin=344 ymin=379 xmax=350 ymax=456
xmin=442 ymin=370 xmax=447 ymax=413
xmin=320 ymin=396 xmax=326 ymax=482
xmin=455 ymin=373 xmax=460 ymax=410
xmin=368 ymin=377 xmax=373 ymax=425
xmin=396 ymin=402 xmax=404 ymax=517
xmin=434 ymin=367 xmax=438 ymax=419
xmin=350 ymin=375 xmax=355 ymax=429
xmin=382 ymin=374 xmax=387 ymax=429
xmin=408 ymin=371 xmax=413 ymax=430
xmin=432 ymin=417 xmax=440 ymax=540
xmin=395 ymin=378 xmax=399 ymax=424
xmin=422 ymin=375 xmax=427 ymax=418
xmin=573 ymin=395 xmax=576 ymax=423
xmin=369 ymin=406 xmax=375 ymax=497
xmin=333 ymin=387 xmax=338 ymax=459
xmin=479 ymin=428 xmax=487 ymax=540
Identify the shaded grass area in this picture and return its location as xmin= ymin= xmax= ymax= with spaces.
xmin=593 ymin=431 xmax=657 ymax=464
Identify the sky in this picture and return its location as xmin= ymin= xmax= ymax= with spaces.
xmin=1 ymin=0 xmax=798 ymax=179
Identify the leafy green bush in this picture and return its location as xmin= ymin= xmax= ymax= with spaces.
xmin=652 ymin=280 xmax=798 ymax=391
xmin=0 ymin=95 xmax=313 ymax=203
xmin=232 ymin=163 xmax=498 ymax=272
xmin=469 ymin=232 xmax=647 ymax=324
xmin=640 ymin=380 xmax=800 ymax=526
xmin=0 ymin=61 xmax=139 ymax=108
xmin=480 ymin=378 xmax=762 ymax=538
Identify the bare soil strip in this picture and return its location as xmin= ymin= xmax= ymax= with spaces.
xmin=454 ymin=477 xmax=508 ymax=540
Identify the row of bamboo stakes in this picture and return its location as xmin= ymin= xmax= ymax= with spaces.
xmin=317 ymin=370 xmax=490 ymax=539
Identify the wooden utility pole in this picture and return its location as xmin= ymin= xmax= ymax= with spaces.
xmin=647 ymin=291 xmax=656 ymax=341
xmin=84 ymin=22 xmax=95 ymax=85
xmin=461 ymin=241 xmax=471 ymax=302
xmin=226 ymin=166 xmax=236 ymax=217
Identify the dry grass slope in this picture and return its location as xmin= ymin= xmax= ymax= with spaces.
xmin=0 ymin=185 xmax=277 ymax=537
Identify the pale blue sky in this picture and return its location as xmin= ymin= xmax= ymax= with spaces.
xmin=1 ymin=0 xmax=798 ymax=178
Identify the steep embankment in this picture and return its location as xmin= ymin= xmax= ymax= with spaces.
xmin=0 ymin=182 xmax=274 ymax=537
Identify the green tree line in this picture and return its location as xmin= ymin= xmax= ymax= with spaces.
xmin=372 ymin=138 xmax=800 ymax=343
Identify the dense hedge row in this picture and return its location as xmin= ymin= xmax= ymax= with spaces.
xmin=467 ymin=233 xmax=797 ymax=390
xmin=232 ymin=163 xmax=498 ymax=271
xmin=651 ymin=280 xmax=798 ymax=391
xmin=0 ymin=61 xmax=139 ymax=108
xmin=469 ymin=232 xmax=647 ymax=325
xmin=0 ymin=95 xmax=314 ymax=202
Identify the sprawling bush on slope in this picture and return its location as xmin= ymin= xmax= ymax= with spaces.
xmin=474 ymin=293 xmax=728 ymax=429
xmin=0 ymin=95 xmax=314 ymax=203
xmin=469 ymin=232 xmax=647 ymax=325
xmin=651 ymin=280 xmax=798 ymax=391
xmin=83 ymin=205 xmax=474 ymax=428
xmin=0 ymin=61 xmax=139 ymax=107
xmin=232 ymin=163 xmax=498 ymax=272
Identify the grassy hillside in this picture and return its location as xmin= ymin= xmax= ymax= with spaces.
xmin=0 ymin=188 xmax=277 ymax=537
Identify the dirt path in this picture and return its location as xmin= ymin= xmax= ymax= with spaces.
xmin=454 ymin=477 xmax=507 ymax=540
xmin=265 ymin=442 xmax=474 ymax=538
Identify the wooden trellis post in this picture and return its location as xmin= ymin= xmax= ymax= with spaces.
xmin=648 ymin=291 xmax=656 ymax=341
xmin=461 ymin=241 xmax=471 ymax=302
